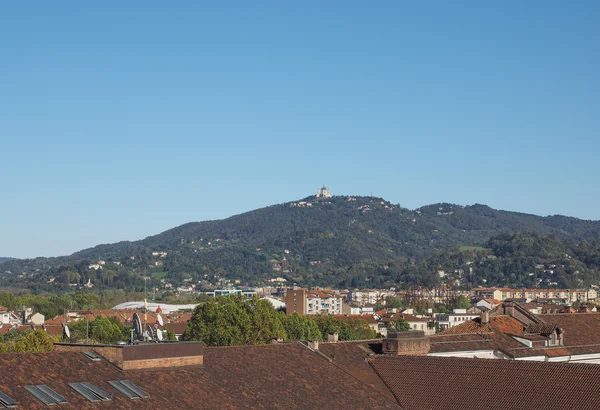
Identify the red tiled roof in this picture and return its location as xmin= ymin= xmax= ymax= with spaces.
xmin=538 ymin=313 xmax=600 ymax=347
xmin=370 ymin=355 xmax=600 ymax=410
xmin=0 ymin=343 xmax=401 ymax=409
xmin=319 ymin=341 xmax=396 ymax=400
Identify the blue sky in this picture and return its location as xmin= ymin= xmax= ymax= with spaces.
xmin=1 ymin=1 xmax=599 ymax=258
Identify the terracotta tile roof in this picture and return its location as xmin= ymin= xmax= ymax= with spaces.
xmin=538 ymin=313 xmax=600 ymax=347
xmin=306 ymin=289 xmax=341 ymax=299
xmin=525 ymin=323 xmax=557 ymax=336
xmin=543 ymin=348 xmax=571 ymax=357
xmin=370 ymin=355 xmax=600 ymax=410
xmin=0 ymin=343 xmax=401 ymax=410
xmin=0 ymin=325 xmax=62 ymax=337
xmin=318 ymin=341 xmax=396 ymax=400
xmin=429 ymin=334 xmax=495 ymax=353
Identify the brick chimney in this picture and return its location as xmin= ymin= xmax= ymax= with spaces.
xmin=382 ymin=331 xmax=430 ymax=356
xmin=307 ymin=340 xmax=319 ymax=350
xmin=54 ymin=342 xmax=204 ymax=371
xmin=327 ymin=333 xmax=339 ymax=343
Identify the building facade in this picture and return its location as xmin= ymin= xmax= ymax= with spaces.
xmin=286 ymin=288 xmax=343 ymax=315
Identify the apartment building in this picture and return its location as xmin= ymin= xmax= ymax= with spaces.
xmin=472 ymin=288 xmax=597 ymax=304
xmin=286 ymin=288 xmax=343 ymax=315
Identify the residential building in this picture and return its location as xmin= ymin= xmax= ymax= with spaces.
xmin=378 ymin=312 xmax=434 ymax=336
xmin=348 ymin=290 xmax=395 ymax=306
xmin=0 ymin=306 xmax=20 ymax=326
xmin=286 ymin=288 xmax=343 ymax=315
xmin=472 ymin=287 xmax=597 ymax=304
xmin=434 ymin=308 xmax=481 ymax=331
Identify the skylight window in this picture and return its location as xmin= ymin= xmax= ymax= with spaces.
xmin=82 ymin=351 xmax=103 ymax=362
xmin=24 ymin=385 xmax=67 ymax=406
xmin=0 ymin=390 xmax=18 ymax=408
xmin=108 ymin=380 xmax=149 ymax=400
xmin=69 ymin=383 xmax=111 ymax=403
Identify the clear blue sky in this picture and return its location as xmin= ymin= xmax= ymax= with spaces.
xmin=1 ymin=1 xmax=599 ymax=258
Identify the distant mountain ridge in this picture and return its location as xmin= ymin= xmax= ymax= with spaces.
xmin=0 ymin=257 xmax=14 ymax=263
xmin=2 ymin=196 xmax=600 ymax=291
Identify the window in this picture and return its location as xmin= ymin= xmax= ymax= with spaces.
xmin=82 ymin=351 xmax=102 ymax=362
xmin=69 ymin=383 xmax=111 ymax=403
xmin=24 ymin=385 xmax=68 ymax=406
xmin=0 ymin=390 xmax=17 ymax=408
xmin=108 ymin=381 xmax=149 ymax=400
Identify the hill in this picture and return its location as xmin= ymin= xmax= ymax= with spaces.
xmin=1 ymin=196 xmax=600 ymax=292
xmin=0 ymin=257 xmax=14 ymax=264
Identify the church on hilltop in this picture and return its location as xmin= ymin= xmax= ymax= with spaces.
xmin=316 ymin=185 xmax=332 ymax=198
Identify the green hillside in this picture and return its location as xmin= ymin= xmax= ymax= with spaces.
xmin=2 ymin=196 xmax=600 ymax=292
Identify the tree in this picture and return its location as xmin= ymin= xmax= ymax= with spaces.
xmin=90 ymin=317 xmax=129 ymax=344
xmin=162 ymin=329 xmax=178 ymax=341
xmin=12 ymin=330 xmax=55 ymax=352
xmin=282 ymin=313 xmax=322 ymax=341
xmin=183 ymin=296 xmax=285 ymax=346
xmin=387 ymin=318 xmax=410 ymax=332
xmin=454 ymin=295 xmax=471 ymax=310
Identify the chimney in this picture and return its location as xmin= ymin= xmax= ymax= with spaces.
xmin=327 ymin=333 xmax=339 ymax=343
xmin=382 ymin=331 xmax=430 ymax=356
xmin=480 ymin=309 xmax=490 ymax=325
xmin=307 ymin=340 xmax=319 ymax=350
xmin=54 ymin=342 xmax=204 ymax=371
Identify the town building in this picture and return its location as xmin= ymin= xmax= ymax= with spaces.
xmin=0 ymin=306 xmax=20 ymax=326
xmin=472 ymin=287 xmax=597 ymax=304
xmin=348 ymin=290 xmax=395 ymax=306
xmin=286 ymin=288 xmax=343 ymax=315
xmin=377 ymin=312 xmax=434 ymax=336
xmin=434 ymin=308 xmax=481 ymax=332
xmin=426 ymin=300 xmax=600 ymax=364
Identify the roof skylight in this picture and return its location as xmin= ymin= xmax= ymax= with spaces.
xmin=24 ymin=385 xmax=67 ymax=406
xmin=69 ymin=383 xmax=111 ymax=403
xmin=108 ymin=380 xmax=149 ymax=400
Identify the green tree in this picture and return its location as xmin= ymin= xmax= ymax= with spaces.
xmin=162 ymin=329 xmax=178 ymax=341
xmin=90 ymin=317 xmax=129 ymax=344
xmin=183 ymin=295 xmax=285 ymax=346
xmin=12 ymin=330 xmax=55 ymax=352
xmin=282 ymin=312 xmax=322 ymax=341
xmin=387 ymin=318 xmax=410 ymax=332
xmin=454 ymin=295 xmax=471 ymax=310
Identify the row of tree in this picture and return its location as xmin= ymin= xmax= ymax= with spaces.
xmin=182 ymin=296 xmax=377 ymax=346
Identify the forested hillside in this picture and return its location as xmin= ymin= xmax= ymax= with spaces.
xmin=2 ymin=196 xmax=600 ymax=292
